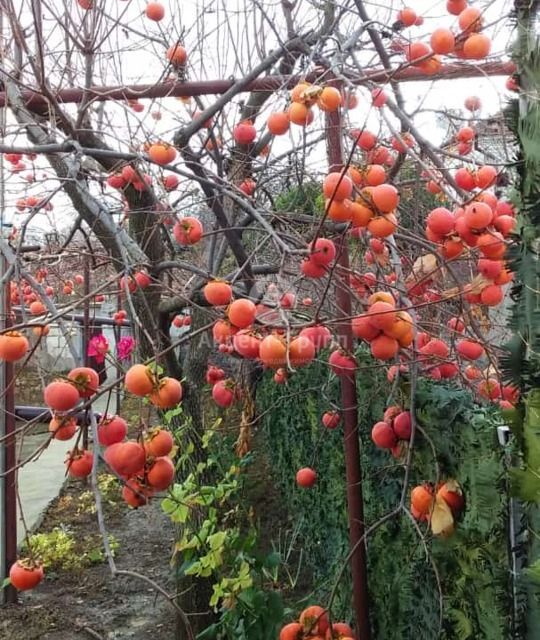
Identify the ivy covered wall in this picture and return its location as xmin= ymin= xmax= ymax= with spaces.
xmin=257 ymin=350 xmax=511 ymax=638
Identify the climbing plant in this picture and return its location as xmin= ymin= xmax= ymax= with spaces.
xmin=258 ymin=350 xmax=510 ymax=638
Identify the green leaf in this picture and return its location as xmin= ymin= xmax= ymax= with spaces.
xmin=2 ymin=577 xmax=11 ymax=589
xmin=208 ymin=531 xmax=227 ymax=551
xmin=263 ymin=552 xmax=281 ymax=569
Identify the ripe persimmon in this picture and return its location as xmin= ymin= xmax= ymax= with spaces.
xmin=227 ymin=298 xmax=256 ymax=328
xmin=430 ymin=28 xmax=455 ymax=54
xmin=203 ymin=280 xmax=232 ymax=306
xmin=317 ymin=86 xmax=342 ymax=112
xmin=173 ymin=217 xmax=203 ymax=245
xmin=147 ymin=456 xmax=175 ymax=490
xmin=288 ymin=336 xmax=316 ymax=367
xmin=426 ymin=207 xmax=455 ymax=236
xmin=397 ymin=7 xmax=417 ymax=26
xmin=370 ymin=334 xmax=399 ymax=360
xmin=463 ymin=33 xmax=491 ymax=59
xmin=259 ymin=334 xmax=287 ymax=369
xmin=0 ymin=331 xmax=29 ymax=362
xmin=65 ymin=449 xmax=93 ymax=478
xmin=458 ymin=6 xmax=482 ymax=32
xmin=149 ymin=377 xmax=183 ymax=409
xmin=411 ymin=484 xmax=434 ymax=515
xmin=300 ymin=606 xmax=329 ymax=635
xmin=125 ymin=364 xmax=155 ymax=396
xmin=480 ymin=284 xmax=503 ymax=306
xmin=44 ymin=380 xmax=79 ymax=412
xmin=267 ymin=112 xmax=290 ymax=135
xmin=288 ymin=102 xmax=311 ymax=126
xmin=368 ymin=213 xmax=398 ymax=238
xmin=323 ymin=172 xmax=353 ymax=201
xmin=9 ymin=560 xmax=44 ymax=591
xmin=145 ymin=2 xmax=165 ymax=21
xmin=166 ymin=43 xmax=187 ymax=66
xmin=327 ymin=198 xmax=352 ymax=222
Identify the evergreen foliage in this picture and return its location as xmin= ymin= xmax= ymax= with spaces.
xmin=257 ymin=350 xmax=511 ymax=638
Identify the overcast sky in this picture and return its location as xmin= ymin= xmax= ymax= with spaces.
xmin=0 ymin=0 xmax=515 ymax=238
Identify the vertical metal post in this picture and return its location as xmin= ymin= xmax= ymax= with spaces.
xmin=0 ymin=251 xmax=18 ymax=604
xmin=82 ymin=255 xmax=90 ymax=450
xmin=326 ymin=104 xmax=372 ymax=637
xmin=0 ymin=3 xmax=17 ymax=600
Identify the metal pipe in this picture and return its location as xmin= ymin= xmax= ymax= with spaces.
xmin=0 ymin=255 xmax=17 ymax=603
xmin=0 ymin=62 xmax=515 ymax=109
xmin=82 ymin=256 xmax=90 ymax=451
xmin=326 ymin=105 xmax=371 ymax=636
xmin=13 ymin=406 xmax=102 ymax=423
xmin=11 ymin=308 xmax=131 ymax=328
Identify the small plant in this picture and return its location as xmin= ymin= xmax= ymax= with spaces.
xmin=77 ymin=473 xmax=120 ymax=514
xmin=23 ymin=527 xmax=119 ymax=572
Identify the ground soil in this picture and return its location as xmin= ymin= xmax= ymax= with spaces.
xmin=0 ymin=477 xmax=177 ymax=640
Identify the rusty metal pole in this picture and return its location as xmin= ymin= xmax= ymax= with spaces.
xmin=0 ymin=251 xmax=18 ymax=604
xmin=326 ymin=106 xmax=372 ymax=638
xmin=82 ymin=255 xmax=90 ymax=451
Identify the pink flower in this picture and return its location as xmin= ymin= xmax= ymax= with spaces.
xmin=117 ymin=336 xmax=135 ymax=361
xmin=88 ymin=334 xmax=109 ymax=364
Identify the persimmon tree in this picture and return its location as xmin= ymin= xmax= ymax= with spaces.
xmin=0 ymin=0 xmax=526 ymax=638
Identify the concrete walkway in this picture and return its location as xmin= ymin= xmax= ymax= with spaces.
xmin=16 ymin=393 xmax=119 ymax=544
xmin=17 ymin=431 xmax=75 ymax=544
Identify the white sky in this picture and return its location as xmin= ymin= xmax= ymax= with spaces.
xmin=0 ymin=0 xmax=515 ymax=238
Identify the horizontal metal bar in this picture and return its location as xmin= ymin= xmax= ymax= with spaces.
xmin=0 ymin=62 xmax=515 ymax=109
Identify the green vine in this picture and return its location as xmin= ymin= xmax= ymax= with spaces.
xmin=258 ymin=349 xmax=511 ymax=638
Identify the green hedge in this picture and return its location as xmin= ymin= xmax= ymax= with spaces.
xmin=257 ymin=350 xmax=511 ymax=638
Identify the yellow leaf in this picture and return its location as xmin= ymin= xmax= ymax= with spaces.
xmin=443 ymin=478 xmax=462 ymax=495
xmin=430 ymin=494 xmax=455 ymax=537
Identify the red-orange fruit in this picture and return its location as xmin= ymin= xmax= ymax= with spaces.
xmin=463 ymin=33 xmax=491 ymax=59
xmin=144 ymin=428 xmax=174 ymax=457
xmin=299 ymin=605 xmax=329 ymax=635
xmin=65 ymin=449 xmax=93 ymax=478
xmin=147 ymin=456 xmax=175 ymax=490
xmin=323 ymin=172 xmax=353 ymax=201
xmin=227 ymin=299 xmax=256 ymax=329
xmin=167 ymin=43 xmax=187 ymax=66
xmin=296 ymin=467 xmax=317 ymax=488
xmin=105 ymin=441 xmax=145 ymax=477
xmin=203 ymin=281 xmax=232 ymax=306
xmin=464 ymin=202 xmax=493 ymax=230
xmin=267 ymin=112 xmax=290 ymax=136
xmin=49 ymin=415 xmax=77 ymax=441
xmin=457 ymin=339 xmax=484 ymax=360
xmin=426 ymin=207 xmax=454 ymax=235
xmin=259 ymin=334 xmax=287 ymax=369
xmin=480 ymin=284 xmax=503 ymax=306
xmin=288 ymin=336 xmax=316 ymax=367
xmin=430 ymin=28 xmax=455 ymax=54
xmin=125 ymin=364 xmax=154 ymax=396
xmin=149 ymin=377 xmax=183 ymax=409
xmin=67 ymin=366 xmax=99 ymax=398
xmin=411 ymin=484 xmax=434 ymax=515
xmin=0 ymin=331 xmax=29 ymax=362
xmin=371 ymin=184 xmax=399 ymax=213
xmin=44 ymin=380 xmax=80 ymax=412
xmin=370 ymin=334 xmax=399 ymax=360
xmin=368 ymin=301 xmax=397 ymax=330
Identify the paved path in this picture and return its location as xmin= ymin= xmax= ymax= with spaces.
xmin=16 ymin=393 xmax=119 ymax=544
xmin=17 ymin=432 xmax=75 ymax=544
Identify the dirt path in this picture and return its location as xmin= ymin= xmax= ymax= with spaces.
xmin=0 ymin=478 xmax=177 ymax=640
